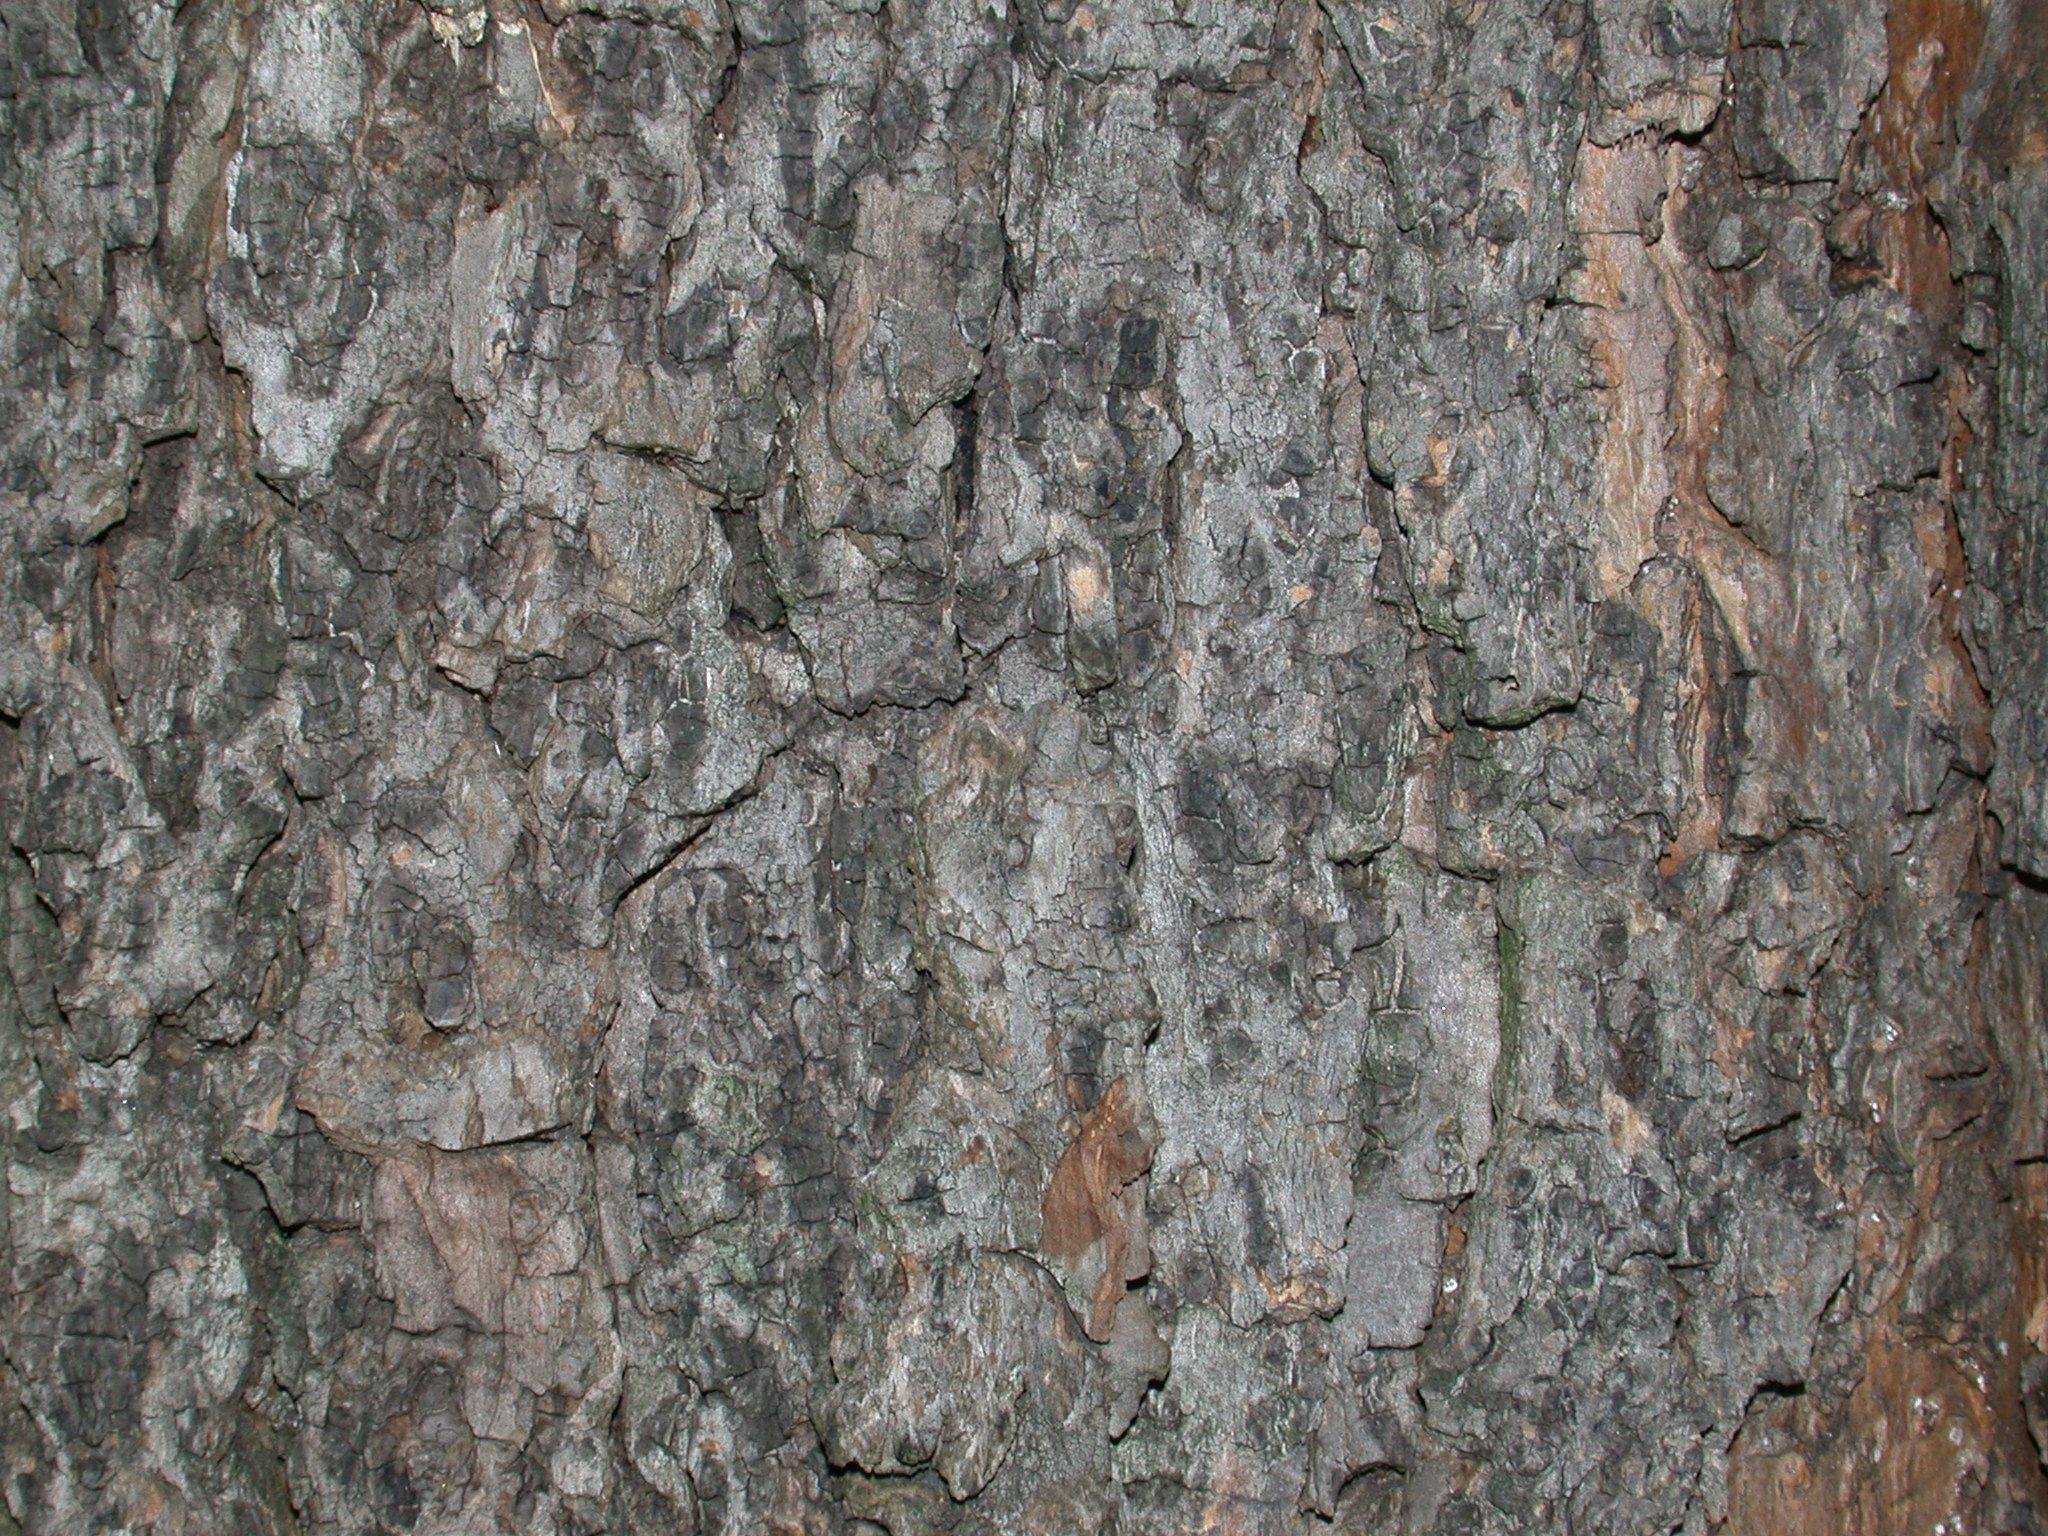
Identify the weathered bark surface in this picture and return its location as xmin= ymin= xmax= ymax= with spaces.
xmin=2 ymin=0 xmax=2046 ymax=1529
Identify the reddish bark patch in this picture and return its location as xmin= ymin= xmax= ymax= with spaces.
xmin=1725 ymin=1332 xmax=2000 ymax=1534
xmin=1040 ymin=1074 xmax=1153 ymax=1342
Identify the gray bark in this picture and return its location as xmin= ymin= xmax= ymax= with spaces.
xmin=2 ymin=0 xmax=2047 ymax=1530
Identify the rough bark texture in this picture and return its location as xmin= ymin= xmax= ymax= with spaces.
xmin=2 ymin=0 xmax=2046 ymax=1530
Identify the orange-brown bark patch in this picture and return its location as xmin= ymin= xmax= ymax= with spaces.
xmin=1725 ymin=1332 xmax=1998 ymax=1536
xmin=1860 ymin=0 xmax=1986 ymax=319
xmin=1040 ymin=1074 xmax=1152 ymax=1341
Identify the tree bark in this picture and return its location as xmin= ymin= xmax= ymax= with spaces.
xmin=3 ymin=0 xmax=2046 ymax=1530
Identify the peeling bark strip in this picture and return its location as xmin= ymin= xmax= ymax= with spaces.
xmin=4 ymin=0 xmax=2048 ymax=1530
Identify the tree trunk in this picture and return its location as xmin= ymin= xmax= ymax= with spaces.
xmin=3 ymin=0 xmax=2046 ymax=1530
